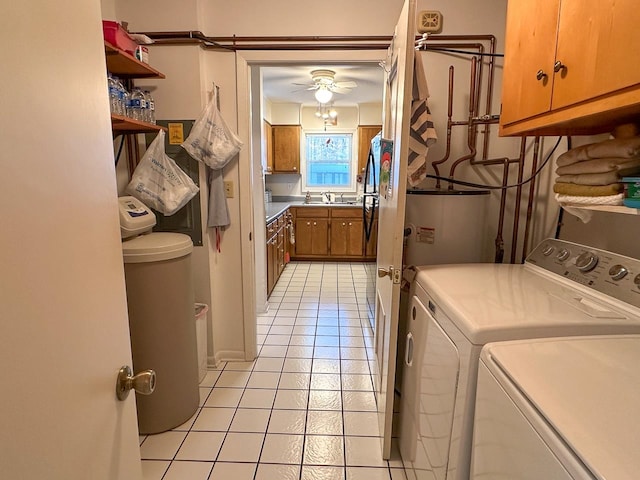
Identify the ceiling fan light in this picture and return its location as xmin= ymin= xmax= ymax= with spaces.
xmin=322 ymin=112 xmax=330 ymax=119
xmin=329 ymin=109 xmax=338 ymax=118
xmin=315 ymin=86 xmax=333 ymax=104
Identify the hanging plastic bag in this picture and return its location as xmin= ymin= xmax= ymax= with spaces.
xmin=126 ymin=131 xmax=199 ymax=216
xmin=181 ymin=98 xmax=243 ymax=168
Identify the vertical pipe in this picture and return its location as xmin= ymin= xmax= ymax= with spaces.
xmin=494 ymin=159 xmax=510 ymax=263
xmin=520 ymin=137 xmax=541 ymax=263
xmin=126 ymin=134 xmax=136 ymax=178
xmin=510 ymin=138 xmax=527 ymax=263
xmin=432 ymin=65 xmax=454 ymax=188
xmin=482 ymin=37 xmax=497 ymax=160
xmin=447 ymin=56 xmax=478 ymax=184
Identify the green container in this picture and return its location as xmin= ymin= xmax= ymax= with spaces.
xmin=622 ymin=177 xmax=640 ymax=199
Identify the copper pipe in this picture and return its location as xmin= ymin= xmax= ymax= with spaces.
xmin=432 ymin=65 xmax=454 ymax=188
xmin=495 ymin=160 xmax=510 ymax=263
xmin=481 ymin=36 xmax=497 ymax=160
xmin=447 ymin=56 xmax=478 ymax=184
xmin=510 ymin=138 xmax=527 ymax=264
xmin=521 ymin=137 xmax=542 ymax=263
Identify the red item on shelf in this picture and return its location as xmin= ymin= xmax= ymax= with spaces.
xmin=102 ymin=20 xmax=137 ymax=55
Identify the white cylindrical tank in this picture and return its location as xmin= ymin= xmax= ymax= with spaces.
xmin=403 ymin=189 xmax=489 ymax=266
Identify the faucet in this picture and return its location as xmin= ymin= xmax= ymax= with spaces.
xmin=322 ymin=191 xmax=332 ymax=203
xmin=340 ymin=193 xmax=345 ymax=203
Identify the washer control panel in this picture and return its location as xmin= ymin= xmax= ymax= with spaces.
xmin=527 ymin=238 xmax=640 ymax=309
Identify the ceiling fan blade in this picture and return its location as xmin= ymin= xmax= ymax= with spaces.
xmin=331 ymin=86 xmax=352 ymax=94
xmin=334 ymin=81 xmax=358 ymax=88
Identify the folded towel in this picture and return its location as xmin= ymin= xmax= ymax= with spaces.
xmin=556 ymin=157 xmax=640 ymax=175
xmin=553 ymin=182 xmax=624 ymax=196
xmin=556 ymin=171 xmax=621 ymax=186
xmin=555 ymin=192 xmax=625 ymax=223
xmin=555 ymin=192 xmax=625 ymax=206
xmin=407 ymin=52 xmax=437 ymax=187
xmin=557 ymin=137 xmax=640 ymax=167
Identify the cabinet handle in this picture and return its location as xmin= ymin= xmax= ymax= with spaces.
xmin=293 ymin=166 xmax=297 ymax=171
xmin=307 ymin=222 xmax=311 ymax=226
xmin=536 ymin=69 xmax=547 ymax=81
xmin=313 ymin=222 xmax=317 ymax=226
xmin=342 ymin=222 xmax=346 ymax=226
xmin=553 ymin=61 xmax=566 ymax=73
xmin=348 ymin=222 xmax=352 ymax=226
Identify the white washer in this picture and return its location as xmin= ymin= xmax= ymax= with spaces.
xmin=399 ymin=238 xmax=640 ymax=480
xmin=472 ymin=335 xmax=640 ymax=480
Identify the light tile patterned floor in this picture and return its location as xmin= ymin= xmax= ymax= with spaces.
xmin=139 ymin=262 xmax=406 ymax=480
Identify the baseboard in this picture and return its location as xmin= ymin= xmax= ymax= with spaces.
xmin=256 ymin=300 xmax=269 ymax=315
xmin=210 ymin=350 xmax=246 ymax=367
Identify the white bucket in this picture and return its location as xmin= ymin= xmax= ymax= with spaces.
xmin=194 ymin=303 xmax=209 ymax=383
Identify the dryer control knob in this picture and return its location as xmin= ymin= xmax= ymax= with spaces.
xmin=556 ymin=249 xmax=570 ymax=261
xmin=609 ymin=264 xmax=629 ymax=281
xmin=542 ymin=244 xmax=555 ymax=256
xmin=575 ymin=251 xmax=599 ymax=272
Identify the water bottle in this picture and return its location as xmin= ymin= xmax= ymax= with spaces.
xmin=141 ymin=90 xmax=151 ymax=123
xmin=144 ymin=90 xmax=156 ymax=124
xmin=107 ymin=74 xmax=119 ymax=114
xmin=115 ymin=77 xmax=127 ymax=116
xmin=129 ymin=88 xmax=144 ymax=121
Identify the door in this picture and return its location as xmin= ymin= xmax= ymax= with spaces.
xmin=0 ymin=2 xmax=142 ymax=478
xmin=374 ymin=0 xmax=417 ymax=458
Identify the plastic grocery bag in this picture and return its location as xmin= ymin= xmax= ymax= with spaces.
xmin=126 ymin=131 xmax=199 ymax=216
xmin=181 ymin=98 xmax=243 ymax=168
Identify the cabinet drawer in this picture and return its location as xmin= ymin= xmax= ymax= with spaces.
xmin=295 ymin=207 xmax=330 ymax=218
xmin=331 ymin=207 xmax=362 ymax=218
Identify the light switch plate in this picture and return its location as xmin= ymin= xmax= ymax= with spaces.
xmin=417 ymin=10 xmax=443 ymax=34
xmin=224 ymin=180 xmax=234 ymax=198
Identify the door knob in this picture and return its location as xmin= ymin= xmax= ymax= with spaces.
xmin=536 ymin=69 xmax=547 ymax=81
xmin=116 ymin=365 xmax=156 ymax=401
xmin=377 ymin=265 xmax=393 ymax=278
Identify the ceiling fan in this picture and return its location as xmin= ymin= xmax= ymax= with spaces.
xmin=293 ymin=69 xmax=358 ymax=102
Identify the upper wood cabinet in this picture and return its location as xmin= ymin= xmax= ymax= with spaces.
xmin=357 ymin=126 xmax=382 ymax=175
xmin=500 ymin=0 xmax=640 ymax=136
xmin=264 ymin=120 xmax=274 ymax=174
xmin=272 ymin=125 xmax=301 ymax=173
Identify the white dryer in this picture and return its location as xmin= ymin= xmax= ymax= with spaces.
xmin=472 ymin=335 xmax=640 ymax=480
xmin=399 ymin=239 xmax=640 ymax=480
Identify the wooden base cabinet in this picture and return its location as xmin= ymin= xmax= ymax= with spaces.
xmin=291 ymin=206 xmax=375 ymax=261
xmin=330 ymin=209 xmax=364 ymax=258
xmin=266 ymin=208 xmax=289 ymax=297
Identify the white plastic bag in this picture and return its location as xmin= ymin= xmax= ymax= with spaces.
xmin=181 ymin=99 xmax=243 ymax=168
xmin=126 ymin=131 xmax=199 ymax=216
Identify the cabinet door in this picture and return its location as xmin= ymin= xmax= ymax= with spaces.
xmin=500 ymin=0 xmax=560 ymax=125
xmin=330 ymin=220 xmax=349 ymax=256
xmin=357 ymin=126 xmax=382 ymax=176
xmin=295 ymin=219 xmax=314 ymax=256
xmin=277 ymin=228 xmax=285 ymax=276
xmin=264 ymin=120 xmax=273 ymax=174
xmin=552 ymin=0 xmax=640 ymax=110
xmin=347 ymin=219 xmax=364 ymax=256
xmin=266 ymin=236 xmax=275 ymax=295
xmin=273 ymin=125 xmax=301 ymax=173
xmin=312 ymin=219 xmax=329 ymax=256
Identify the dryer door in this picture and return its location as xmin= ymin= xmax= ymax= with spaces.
xmin=401 ymin=296 xmax=461 ymax=480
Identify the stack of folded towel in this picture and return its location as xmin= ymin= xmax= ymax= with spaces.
xmin=554 ymin=137 xmax=640 ymax=206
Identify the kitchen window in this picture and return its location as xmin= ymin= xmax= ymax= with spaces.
xmin=304 ymin=132 xmax=355 ymax=191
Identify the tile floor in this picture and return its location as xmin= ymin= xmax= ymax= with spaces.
xmin=139 ymin=262 xmax=406 ymax=480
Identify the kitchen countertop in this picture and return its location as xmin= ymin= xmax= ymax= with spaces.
xmin=265 ymin=200 xmax=362 ymax=223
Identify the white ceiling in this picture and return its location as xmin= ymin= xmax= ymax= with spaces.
xmin=261 ymin=64 xmax=385 ymax=106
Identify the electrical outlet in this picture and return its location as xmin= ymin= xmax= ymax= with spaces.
xmin=417 ymin=10 xmax=443 ymax=34
xmin=224 ymin=181 xmax=234 ymax=198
